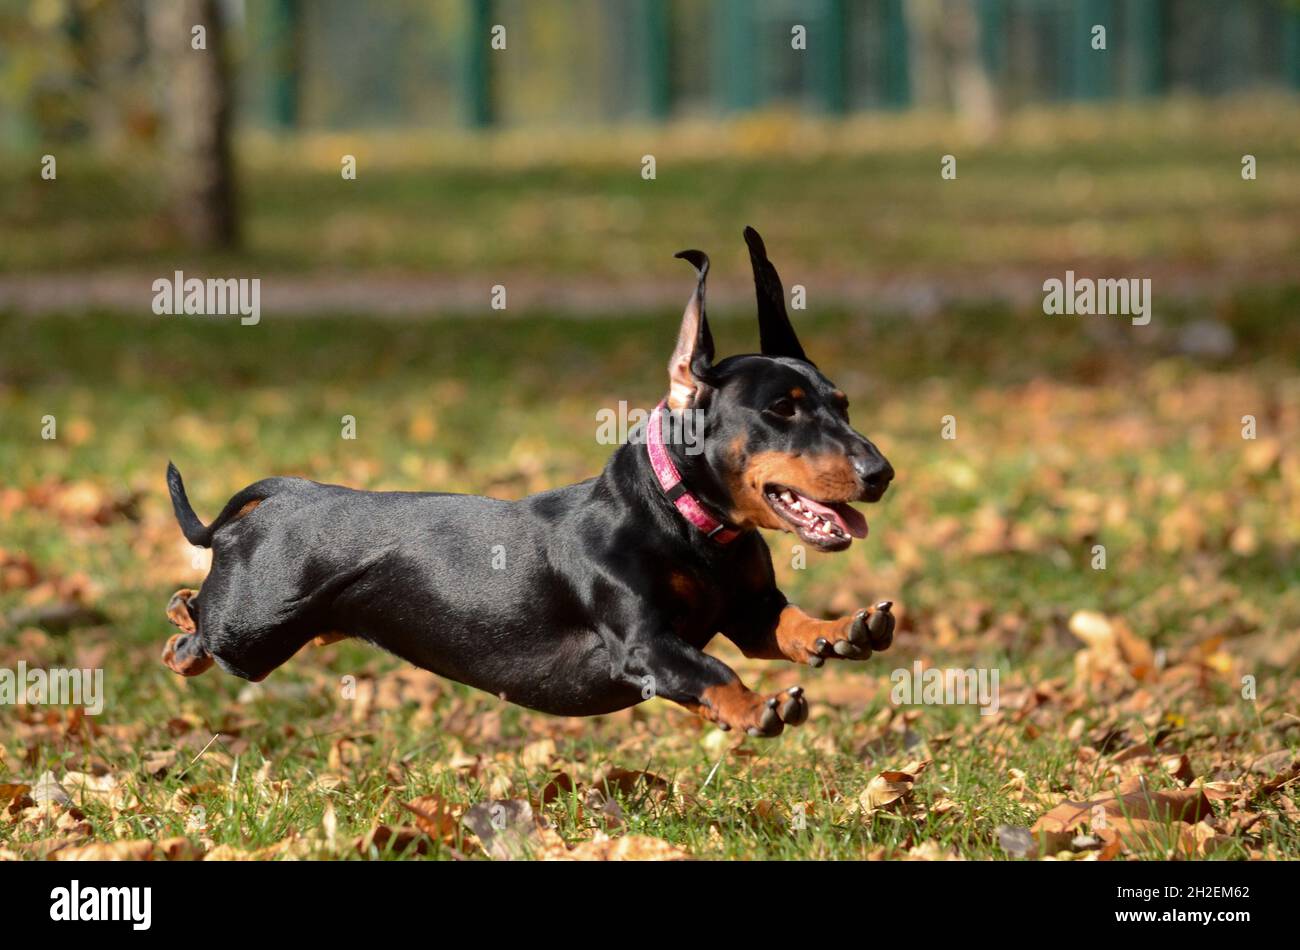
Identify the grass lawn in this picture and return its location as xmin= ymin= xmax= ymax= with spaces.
xmin=1 ymin=286 xmax=1297 ymax=860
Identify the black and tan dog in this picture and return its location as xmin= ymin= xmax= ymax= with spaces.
xmin=163 ymin=227 xmax=895 ymax=737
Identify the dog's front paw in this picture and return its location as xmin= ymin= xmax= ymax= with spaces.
xmin=701 ymin=683 xmax=807 ymax=737
xmin=803 ymin=601 xmax=894 ymax=667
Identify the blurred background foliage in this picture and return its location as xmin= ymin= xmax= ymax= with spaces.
xmin=1 ymin=0 xmax=1298 ymax=274
xmin=4 ymin=0 xmax=1300 ymax=139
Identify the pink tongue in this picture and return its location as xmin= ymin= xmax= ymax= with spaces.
xmin=795 ymin=492 xmax=869 ymax=539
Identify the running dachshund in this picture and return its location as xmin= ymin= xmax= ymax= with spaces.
xmin=163 ymin=227 xmax=895 ymax=737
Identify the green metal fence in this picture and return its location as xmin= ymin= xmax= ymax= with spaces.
xmin=160 ymin=0 xmax=1300 ymax=130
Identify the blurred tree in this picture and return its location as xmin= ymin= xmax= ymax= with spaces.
xmin=946 ymin=0 xmax=997 ymax=131
xmin=905 ymin=0 xmax=993 ymax=130
xmin=149 ymin=0 xmax=239 ymax=249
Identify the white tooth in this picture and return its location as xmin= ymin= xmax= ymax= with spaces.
xmin=781 ymin=491 xmax=794 ymax=502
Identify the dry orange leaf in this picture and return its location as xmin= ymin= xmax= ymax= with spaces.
xmin=0 ymin=783 xmax=32 ymax=814
xmin=400 ymin=795 xmax=460 ymax=843
xmin=546 ymin=832 xmax=692 ymax=861
xmin=53 ymin=840 xmax=157 ymax=861
xmin=860 ymin=759 xmax=930 ymax=813
xmin=354 ymin=824 xmax=429 ymax=858
xmin=1032 ymin=779 xmax=1213 ymax=855
xmin=591 ymin=767 xmax=673 ymax=800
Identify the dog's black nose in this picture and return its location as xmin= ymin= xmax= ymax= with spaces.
xmin=852 ymin=455 xmax=894 ymax=496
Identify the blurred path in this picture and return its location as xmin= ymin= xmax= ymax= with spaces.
xmin=1 ymin=262 xmax=1295 ymax=318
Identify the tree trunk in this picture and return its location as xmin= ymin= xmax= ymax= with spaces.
xmin=150 ymin=0 xmax=239 ymax=249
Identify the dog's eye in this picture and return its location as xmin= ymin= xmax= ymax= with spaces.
xmin=766 ymin=397 xmax=796 ymax=418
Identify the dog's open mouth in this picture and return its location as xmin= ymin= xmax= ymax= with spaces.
xmin=763 ymin=485 xmax=868 ymax=551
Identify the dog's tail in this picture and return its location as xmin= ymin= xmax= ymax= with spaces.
xmin=169 ymin=462 xmax=277 ymax=549
xmin=167 ymin=462 xmax=215 ymax=547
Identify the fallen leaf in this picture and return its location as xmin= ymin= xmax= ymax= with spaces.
xmin=552 ymin=833 xmax=691 ymax=861
xmin=859 ymin=759 xmax=930 ymax=814
xmin=0 ymin=783 xmax=32 ymax=814
xmin=400 ymin=795 xmax=459 ymax=843
xmin=591 ymin=767 xmax=673 ymax=800
xmin=29 ymin=771 xmax=72 ymax=808
xmin=1031 ymin=778 xmax=1213 ymax=855
xmin=520 ymin=738 xmax=557 ymax=770
xmin=354 ymin=824 xmax=429 ymax=858
xmin=53 ymin=840 xmax=157 ymax=861
xmin=462 ymin=800 xmax=538 ymax=860
xmin=142 ymin=749 xmax=177 ymax=778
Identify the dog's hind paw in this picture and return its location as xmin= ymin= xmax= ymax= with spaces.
xmin=166 ymin=589 xmax=199 ymax=634
xmin=162 ymin=633 xmax=214 ymax=677
xmin=700 ymin=683 xmax=807 ymax=737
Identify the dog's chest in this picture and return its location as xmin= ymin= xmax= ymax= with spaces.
xmin=665 ymin=567 xmax=725 ymax=647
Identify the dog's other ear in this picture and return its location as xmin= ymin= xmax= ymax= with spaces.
xmin=666 ymin=249 xmax=715 ymax=411
xmin=743 ymin=226 xmax=809 ymax=364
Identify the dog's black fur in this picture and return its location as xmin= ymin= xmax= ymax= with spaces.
xmin=163 ymin=228 xmax=894 ymax=737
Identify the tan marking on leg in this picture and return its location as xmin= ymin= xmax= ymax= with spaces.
xmin=772 ymin=604 xmax=854 ymax=662
xmin=234 ymin=498 xmax=262 ymax=519
xmin=687 ymin=679 xmax=760 ymax=727
xmin=684 ymin=678 xmax=809 ymax=735
xmin=313 ymin=631 xmax=348 ymax=646
xmin=735 ymin=604 xmax=883 ymax=664
xmin=162 ymin=633 xmax=214 ymax=677
xmin=166 ymin=589 xmax=198 ymax=634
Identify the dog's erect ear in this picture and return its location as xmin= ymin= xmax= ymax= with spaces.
xmin=666 ymin=249 xmax=715 ymax=412
xmin=743 ymin=226 xmax=809 ymax=364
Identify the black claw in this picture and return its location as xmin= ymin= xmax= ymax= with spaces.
xmin=867 ymin=605 xmax=895 ymax=650
xmin=814 ymin=637 xmax=830 ymax=655
xmin=848 ymin=610 xmax=870 ymax=645
xmin=717 ymin=721 xmax=731 ymax=732
xmin=787 ymin=686 xmax=803 ymax=697
xmin=766 ymin=696 xmax=778 ymax=709
xmin=780 ymin=694 xmax=808 ymax=726
xmin=832 ymin=639 xmax=863 ymax=658
xmin=807 ymin=653 xmax=824 ymax=668
xmin=758 ymin=706 xmax=783 ymax=735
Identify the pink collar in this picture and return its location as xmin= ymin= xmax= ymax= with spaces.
xmin=645 ymin=400 xmax=740 ymax=544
